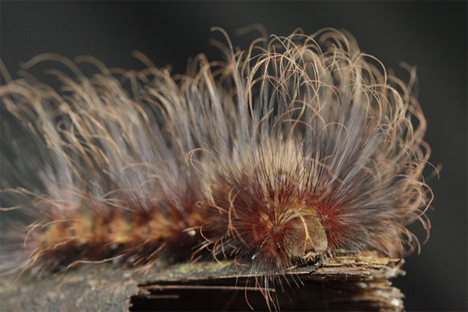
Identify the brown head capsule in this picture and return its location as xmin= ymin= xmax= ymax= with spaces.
xmin=283 ymin=214 xmax=328 ymax=260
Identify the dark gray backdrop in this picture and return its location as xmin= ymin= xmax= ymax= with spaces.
xmin=1 ymin=1 xmax=467 ymax=311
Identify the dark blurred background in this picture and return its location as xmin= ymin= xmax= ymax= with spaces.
xmin=1 ymin=1 xmax=466 ymax=311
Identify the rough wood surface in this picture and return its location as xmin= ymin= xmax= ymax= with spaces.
xmin=0 ymin=252 xmax=405 ymax=311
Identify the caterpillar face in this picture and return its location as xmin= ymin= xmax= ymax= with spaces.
xmin=282 ymin=214 xmax=328 ymax=260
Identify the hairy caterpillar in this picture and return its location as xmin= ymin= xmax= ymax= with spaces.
xmin=0 ymin=27 xmax=432 ymax=302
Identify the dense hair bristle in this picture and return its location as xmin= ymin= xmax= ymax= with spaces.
xmin=1 ymin=28 xmax=431 ymax=292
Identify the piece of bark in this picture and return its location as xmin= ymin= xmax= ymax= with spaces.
xmin=0 ymin=252 xmax=405 ymax=311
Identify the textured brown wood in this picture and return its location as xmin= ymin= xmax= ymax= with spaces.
xmin=0 ymin=252 xmax=405 ymax=311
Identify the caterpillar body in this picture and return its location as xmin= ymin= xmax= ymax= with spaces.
xmin=1 ymin=28 xmax=431 ymax=297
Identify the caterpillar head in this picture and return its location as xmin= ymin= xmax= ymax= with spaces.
xmin=282 ymin=214 xmax=328 ymax=260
